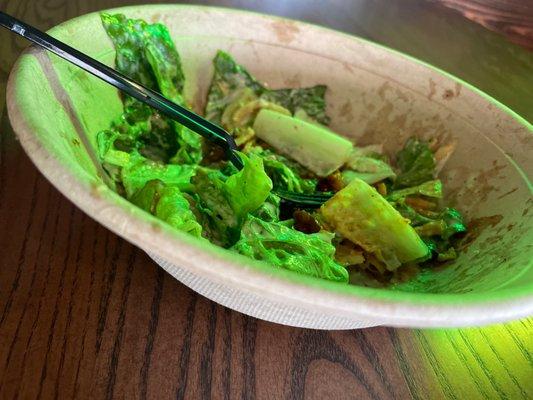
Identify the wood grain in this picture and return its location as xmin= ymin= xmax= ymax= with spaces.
xmin=1 ymin=1 xmax=532 ymax=399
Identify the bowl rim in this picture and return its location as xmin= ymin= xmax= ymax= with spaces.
xmin=6 ymin=4 xmax=533 ymax=327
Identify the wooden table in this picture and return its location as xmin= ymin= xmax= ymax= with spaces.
xmin=1 ymin=1 xmax=532 ymax=399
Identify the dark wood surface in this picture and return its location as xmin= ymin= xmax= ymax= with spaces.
xmin=1 ymin=1 xmax=532 ymax=399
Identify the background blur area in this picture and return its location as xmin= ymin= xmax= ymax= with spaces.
xmin=1 ymin=0 xmax=532 ymax=121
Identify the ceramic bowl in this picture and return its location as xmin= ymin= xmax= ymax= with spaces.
xmin=7 ymin=5 xmax=533 ymax=329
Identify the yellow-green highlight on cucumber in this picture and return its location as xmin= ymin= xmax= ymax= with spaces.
xmin=320 ymin=178 xmax=429 ymax=270
xmin=253 ymin=109 xmax=353 ymax=177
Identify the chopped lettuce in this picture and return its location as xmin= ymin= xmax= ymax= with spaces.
xmin=342 ymin=147 xmax=396 ymax=185
xmin=121 ymin=157 xmax=196 ymax=198
xmin=394 ymin=138 xmax=436 ymax=188
xmin=96 ymin=14 xmax=467 ymax=287
xmin=254 ymin=149 xmax=317 ymax=193
xmin=232 ymin=216 xmax=348 ymax=282
xmin=192 ymin=168 xmax=240 ymax=246
xmin=192 ymin=153 xmax=272 ymax=246
xmin=223 ymin=152 xmax=273 ymax=221
xmin=101 ymin=13 xmax=201 ymax=165
xmin=388 ymin=179 xmax=443 ymax=201
xmin=130 ymin=180 xmax=202 ymax=237
xmin=205 ymin=51 xmax=330 ymax=125
xmin=260 ymin=85 xmax=330 ymax=125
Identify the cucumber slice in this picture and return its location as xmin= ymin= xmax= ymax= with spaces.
xmin=253 ymin=109 xmax=352 ymax=177
xmin=320 ymin=178 xmax=429 ymax=270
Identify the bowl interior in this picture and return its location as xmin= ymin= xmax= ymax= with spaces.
xmin=8 ymin=5 xmax=532 ymax=299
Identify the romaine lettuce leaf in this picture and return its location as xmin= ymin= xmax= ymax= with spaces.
xmin=394 ymin=138 xmax=436 ymax=188
xmin=260 ymin=85 xmax=330 ymax=125
xmin=342 ymin=147 xmax=396 ymax=185
xmin=191 ymin=152 xmax=271 ymax=244
xmin=101 ymin=13 xmax=201 ymax=165
xmin=232 ymin=216 xmax=348 ymax=282
xmin=388 ymin=179 xmax=443 ymax=201
xmin=205 ymin=51 xmax=330 ymax=125
xmin=121 ymin=157 xmax=196 ymax=198
xmin=223 ymin=153 xmax=273 ymax=221
xmin=257 ymin=150 xmax=317 ymax=193
xmin=130 ymin=180 xmax=202 ymax=237
xmin=192 ymin=168 xmax=240 ymax=246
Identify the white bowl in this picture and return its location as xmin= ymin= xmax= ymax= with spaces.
xmin=7 ymin=5 xmax=533 ymax=329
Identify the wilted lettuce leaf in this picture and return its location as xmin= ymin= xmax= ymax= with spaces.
xmin=130 ymin=180 xmax=202 ymax=237
xmin=257 ymin=150 xmax=317 ymax=193
xmin=252 ymin=193 xmax=281 ymax=222
xmin=342 ymin=147 xmax=396 ymax=185
xmin=395 ymin=204 xmax=466 ymax=262
xmin=223 ymin=153 xmax=273 ymax=221
xmin=191 ymin=154 xmax=272 ymax=246
xmin=439 ymin=207 xmax=467 ymax=240
xmin=101 ymin=13 xmax=158 ymax=89
xmin=232 ymin=216 xmax=348 ymax=282
xmin=205 ymin=51 xmax=264 ymax=124
xmin=260 ymin=85 xmax=330 ymax=125
xmin=121 ymin=157 xmax=196 ymax=198
xmin=388 ymin=179 xmax=443 ymax=201
xmin=101 ymin=13 xmax=201 ymax=164
xmin=192 ymin=168 xmax=240 ymax=246
xmin=394 ymin=138 xmax=436 ymax=188
xmin=392 ymin=202 xmax=433 ymax=226
xmin=205 ymin=51 xmax=330 ymax=125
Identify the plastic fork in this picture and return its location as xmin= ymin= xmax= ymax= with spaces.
xmin=0 ymin=11 xmax=333 ymax=207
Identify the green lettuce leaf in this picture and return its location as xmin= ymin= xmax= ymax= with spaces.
xmin=257 ymin=150 xmax=317 ymax=193
xmin=130 ymin=180 xmax=202 ymax=237
xmin=205 ymin=51 xmax=330 ymax=125
xmin=252 ymin=193 xmax=281 ymax=222
xmin=192 ymin=168 xmax=240 ymax=246
xmin=101 ymin=13 xmax=158 ymax=89
xmin=394 ymin=138 xmax=436 ymax=188
xmin=223 ymin=153 xmax=273 ymax=221
xmin=232 ymin=216 xmax=348 ymax=282
xmin=342 ymin=147 xmax=396 ymax=185
xmin=101 ymin=13 xmax=201 ymax=164
xmin=205 ymin=51 xmax=264 ymax=124
xmin=260 ymin=85 xmax=330 ymax=125
xmin=388 ymin=179 xmax=443 ymax=201
xmin=121 ymin=157 xmax=196 ymax=198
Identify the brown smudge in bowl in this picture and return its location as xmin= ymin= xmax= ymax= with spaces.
xmin=270 ymin=20 xmax=300 ymax=44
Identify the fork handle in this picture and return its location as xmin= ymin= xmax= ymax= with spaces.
xmin=0 ymin=11 xmax=241 ymax=167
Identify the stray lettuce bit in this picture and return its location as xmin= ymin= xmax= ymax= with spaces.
xmin=252 ymin=193 xmax=281 ymax=222
xmin=439 ymin=207 xmax=467 ymax=240
xmin=392 ymin=202 xmax=433 ymax=227
xmin=232 ymin=216 xmax=348 ymax=283
xmin=101 ymin=13 xmax=158 ymax=90
xmin=394 ymin=138 xmax=436 ymax=188
xmin=101 ymin=13 xmax=201 ymax=164
xmin=255 ymin=150 xmax=317 ymax=193
xmin=260 ymin=85 xmax=330 ymax=125
xmin=192 ymin=153 xmax=272 ymax=246
xmin=388 ymin=179 xmax=443 ymax=201
xmin=205 ymin=51 xmax=330 ymax=125
xmin=130 ymin=180 xmax=203 ymax=237
xmin=342 ymin=147 xmax=396 ymax=185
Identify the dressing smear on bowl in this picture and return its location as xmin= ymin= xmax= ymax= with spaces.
xmin=96 ymin=13 xmax=467 ymax=287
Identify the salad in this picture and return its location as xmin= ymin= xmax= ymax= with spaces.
xmin=97 ymin=14 xmax=467 ymax=287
